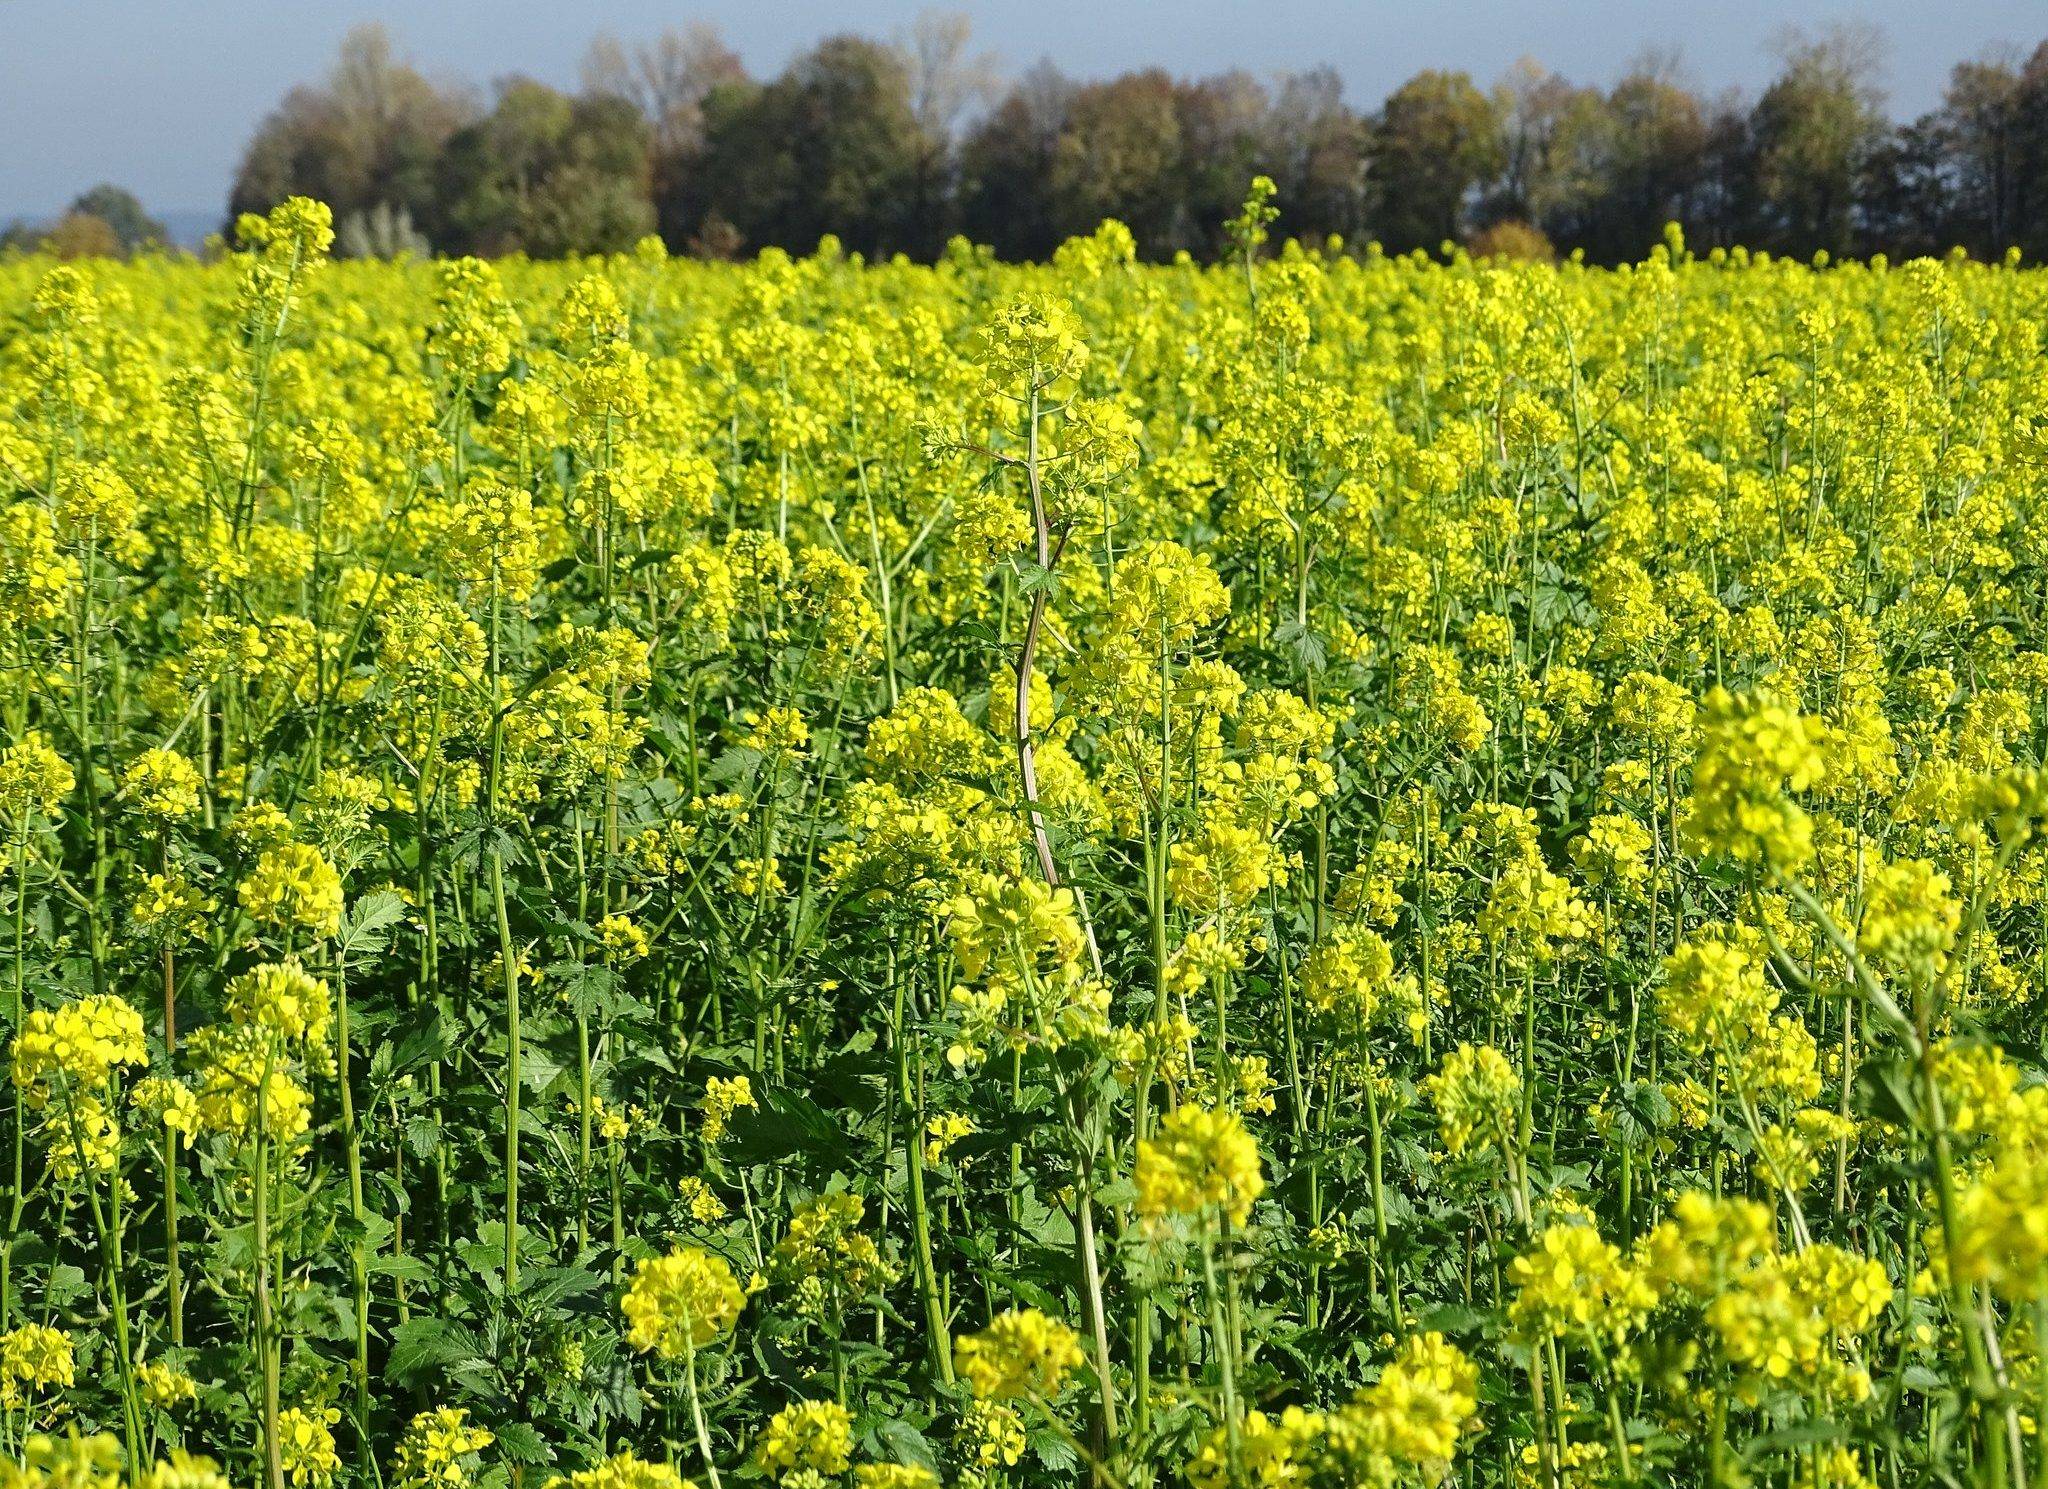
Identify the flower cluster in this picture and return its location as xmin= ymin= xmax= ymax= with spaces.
xmin=752 ymin=1401 xmax=854 ymax=1485
xmin=954 ymin=1308 xmax=1086 ymax=1401
xmin=1134 ymin=1104 xmax=1265 ymax=1227
xmin=621 ymin=1247 xmax=745 ymax=1356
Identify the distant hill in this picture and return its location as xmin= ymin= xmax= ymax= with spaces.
xmin=0 ymin=204 xmax=216 ymax=252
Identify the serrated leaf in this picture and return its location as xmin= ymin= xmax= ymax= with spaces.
xmin=336 ymin=888 xmax=407 ymax=966
xmin=706 ymin=746 xmax=763 ymax=785
xmin=385 ymin=1317 xmax=478 ymax=1383
xmin=404 ymin=1117 xmax=441 ymax=1159
xmin=724 ymin=1087 xmax=849 ymax=1168
xmin=1029 ymin=1428 xmax=1077 ymax=1472
xmin=494 ymin=1422 xmax=551 ymax=1465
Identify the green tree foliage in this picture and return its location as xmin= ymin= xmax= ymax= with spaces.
xmin=175 ymin=16 xmax=2048 ymax=263
xmin=582 ymin=24 xmax=749 ymax=243
xmin=957 ymin=64 xmax=1080 ymax=260
xmin=227 ymin=23 xmax=468 ymax=253
xmin=959 ymin=64 xmax=1370 ymax=261
xmin=1747 ymin=26 xmax=1889 ymax=256
xmin=1370 ymin=70 xmax=1506 ymax=253
xmin=431 ymin=80 xmax=655 ymax=257
xmin=1046 ymin=71 xmax=1185 ymax=249
xmin=1501 ymin=58 xmax=1715 ymax=266
xmin=683 ymin=37 xmax=936 ymax=258
xmin=0 ymin=187 xmax=165 ymax=260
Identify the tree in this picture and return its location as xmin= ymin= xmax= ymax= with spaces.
xmin=228 ymin=23 xmax=470 ymax=243
xmin=898 ymin=12 xmax=1002 ymax=241
xmin=582 ymin=23 xmax=746 ymax=160
xmin=34 ymin=213 xmax=125 ymax=259
xmin=1747 ymin=25 xmax=1888 ymax=255
xmin=958 ymin=61 xmax=1075 ymax=258
xmin=0 ymin=187 xmax=166 ymax=260
xmin=1370 ymin=70 xmax=1503 ymax=252
xmin=2015 ymin=43 xmax=2048 ymax=258
xmin=1928 ymin=54 xmax=2023 ymax=256
xmin=432 ymin=78 xmax=655 ymax=256
xmin=1263 ymin=69 xmax=1369 ymax=244
xmin=228 ymin=86 xmax=357 ymax=224
xmin=1486 ymin=57 xmax=1589 ymax=230
xmin=901 ymin=11 xmax=1001 ymax=144
xmin=1175 ymin=71 xmax=1274 ymax=255
xmin=689 ymin=36 xmax=934 ymax=258
xmin=1046 ymin=71 xmax=1184 ymax=253
xmin=328 ymin=20 xmax=462 ymax=216
xmin=583 ymin=22 xmax=748 ymax=248
xmin=195 ymin=15 xmax=2048 ymax=264
xmin=1600 ymin=62 xmax=1712 ymax=256
xmin=67 ymin=185 xmax=168 ymax=252
xmin=1688 ymin=90 xmax=1758 ymax=251
xmin=1532 ymin=56 xmax=1712 ymax=263
xmin=1857 ymin=115 xmax=1954 ymax=260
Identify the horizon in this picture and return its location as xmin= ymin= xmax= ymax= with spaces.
xmin=1 ymin=0 xmax=2039 ymax=231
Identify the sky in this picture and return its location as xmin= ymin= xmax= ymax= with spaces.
xmin=2 ymin=0 xmax=2043 ymax=228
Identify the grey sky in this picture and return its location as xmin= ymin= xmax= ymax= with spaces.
xmin=2 ymin=0 xmax=2043 ymax=224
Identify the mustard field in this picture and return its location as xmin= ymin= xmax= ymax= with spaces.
xmin=2 ymin=197 xmax=2048 ymax=1489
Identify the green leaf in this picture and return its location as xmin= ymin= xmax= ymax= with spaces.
xmin=404 ymin=1117 xmax=441 ymax=1159
xmin=45 ymin=1264 xmax=89 ymax=1308
xmin=383 ymin=1010 xmax=457 ymax=1081
xmin=494 ymin=1423 xmax=551 ymax=1465
xmin=1273 ymin=617 xmax=1327 ymax=674
xmin=725 ymin=1088 xmax=849 ymax=1168
xmin=520 ymin=1041 xmax=565 ymax=1095
xmin=1029 ymin=1428 xmax=1077 ymax=1472
xmin=518 ymin=1265 xmax=605 ymax=1308
xmin=386 ymin=1317 xmax=477 ymax=1383
xmin=705 ymin=746 xmax=763 ymax=785
xmin=336 ymin=888 xmax=408 ymax=967
xmin=872 ymin=1422 xmax=940 ymax=1473
xmin=1418 ymin=1303 xmax=1491 ymax=1336
xmin=1012 ymin=559 xmax=1061 ymax=597
xmin=1856 ymin=1056 xmax=1920 ymax=1128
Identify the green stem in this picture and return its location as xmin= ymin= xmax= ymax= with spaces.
xmin=682 ymin=1342 xmax=724 ymax=1489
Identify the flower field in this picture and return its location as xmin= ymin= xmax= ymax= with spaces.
xmin=3 ymin=194 xmax=2048 ymax=1489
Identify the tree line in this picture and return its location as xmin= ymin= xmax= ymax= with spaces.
xmin=18 ymin=18 xmax=2048 ymax=263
